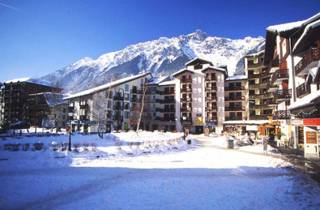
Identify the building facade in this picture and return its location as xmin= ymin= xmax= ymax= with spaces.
xmin=0 ymin=79 xmax=61 ymax=128
xmin=265 ymin=12 xmax=320 ymax=158
xmin=224 ymin=75 xmax=249 ymax=121
xmin=65 ymin=72 xmax=152 ymax=133
xmin=173 ymin=58 xmax=226 ymax=133
xmin=245 ymin=51 xmax=276 ymax=121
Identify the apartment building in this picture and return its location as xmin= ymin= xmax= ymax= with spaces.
xmin=224 ymin=75 xmax=248 ymax=121
xmin=245 ymin=51 xmax=276 ymax=121
xmin=173 ymin=58 xmax=226 ymax=133
xmin=142 ymin=78 xmax=176 ymax=132
xmin=65 ymin=72 xmax=151 ymax=133
xmin=26 ymin=92 xmax=67 ymax=129
xmin=0 ymin=78 xmax=61 ymax=128
xmin=265 ymin=12 xmax=320 ymax=158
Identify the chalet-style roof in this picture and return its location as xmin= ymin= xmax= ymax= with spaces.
xmin=185 ymin=57 xmax=213 ymax=66
xmin=264 ymin=12 xmax=320 ymax=64
xmin=3 ymin=77 xmax=62 ymax=92
xmin=246 ymin=50 xmax=264 ymax=57
xmin=266 ymin=13 xmax=320 ymax=36
xmin=65 ymin=72 xmax=151 ymax=99
xmin=202 ymin=66 xmax=227 ymax=75
xmin=226 ymin=75 xmax=247 ymax=81
xmin=172 ymin=68 xmax=200 ymax=77
xmin=4 ymin=77 xmax=30 ymax=83
xmin=293 ymin=19 xmax=320 ymax=54
xmin=159 ymin=80 xmax=176 ymax=86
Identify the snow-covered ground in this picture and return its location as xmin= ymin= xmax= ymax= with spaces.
xmin=0 ymin=132 xmax=320 ymax=210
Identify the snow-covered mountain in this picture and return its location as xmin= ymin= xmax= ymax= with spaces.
xmin=39 ymin=30 xmax=264 ymax=93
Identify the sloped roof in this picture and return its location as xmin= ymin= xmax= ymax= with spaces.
xmin=172 ymin=68 xmax=203 ymax=77
xmin=226 ymin=75 xmax=247 ymax=81
xmin=65 ymin=72 xmax=151 ymax=99
xmin=293 ymin=19 xmax=320 ymax=54
xmin=288 ymin=89 xmax=320 ymax=110
xmin=185 ymin=57 xmax=213 ymax=66
xmin=264 ymin=12 xmax=320 ymax=64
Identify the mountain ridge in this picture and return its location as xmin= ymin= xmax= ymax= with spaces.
xmin=39 ymin=30 xmax=264 ymax=93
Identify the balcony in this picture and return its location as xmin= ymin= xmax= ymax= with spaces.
xmin=225 ymin=96 xmax=244 ymax=101
xmin=68 ymin=106 xmax=74 ymax=112
xmin=225 ymin=86 xmax=244 ymax=91
xmin=275 ymin=89 xmax=291 ymax=101
xmin=181 ymin=78 xmax=192 ymax=83
xmin=181 ymin=107 xmax=192 ymax=112
xmin=180 ymin=117 xmax=192 ymax=124
xmin=225 ymin=116 xmax=243 ymax=121
xmin=131 ymin=89 xmax=142 ymax=94
xmin=131 ymin=97 xmax=140 ymax=102
xmin=295 ymin=48 xmax=320 ymax=77
xmin=155 ymin=108 xmax=164 ymax=112
xmin=113 ymin=95 xmax=124 ymax=101
xmin=181 ymin=88 xmax=192 ymax=93
xmin=80 ymin=115 xmax=89 ymax=121
xmin=205 ymin=86 xmax=217 ymax=92
xmin=248 ymin=73 xmax=260 ymax=79
xmin=225 ymin=106 xmax=244 ymax=111
xmin=205 ymin=106 xmax=217 ymax=111
xmin=271 ymin=69 xmax=289 ymax=84
xmin=296 ymin=83 xmax=311 ymax=98
xmin=205 ymin=96 xmax=217 ymax=101
xmin=80 ymin=104 xmax=89 ymax=109
xmin=113 ymin=104 xmax=123 ymax=110
xmin=181 ymin=97 xmax=192 ymax=102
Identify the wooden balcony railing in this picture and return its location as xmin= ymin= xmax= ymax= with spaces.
xmin=296 ymin=83 xmax=311 ymax=98
xmin=295 ymin=48 xmax=320 ymax=76
xmin=225 ymin=86 xmax=244 ymax=91
xmin=225 ymin=106 xmax=244 ymax=111
xmin=225 ymin=96 xmax=244 ymax=101
xmin=271 ymin=69 xmax=289 ymax=84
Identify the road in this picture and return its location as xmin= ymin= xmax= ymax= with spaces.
xmin=1 ymin=136 xmax=320 ymax=210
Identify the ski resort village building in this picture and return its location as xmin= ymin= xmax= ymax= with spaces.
xmin=65 ymin=72 xmax=152 ymax=133
xmin=0 ymin=79 xmax=63 ymax=129
xmin=173 ymin=58 xmax=227 ymax=134
xmin=264 ymin=13 xmax=320 ymax=158
xmin=1 ymin=13 xmax=319 ymax=159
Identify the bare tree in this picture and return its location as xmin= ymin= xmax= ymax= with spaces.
xmin=136 ymin=83 xmax=147 ymax=133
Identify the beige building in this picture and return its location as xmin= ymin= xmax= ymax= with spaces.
xmin=173 ymin=58 xmax=227 ymax=133
xmin=224 ymin=75 xmax=249 ymax=121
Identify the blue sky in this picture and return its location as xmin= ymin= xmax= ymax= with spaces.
xmin=0 ymin=0 xmax=319 ymax=81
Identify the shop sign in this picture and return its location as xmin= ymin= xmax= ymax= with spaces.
xmin=303 ymin=118 xmax=320 ymax=126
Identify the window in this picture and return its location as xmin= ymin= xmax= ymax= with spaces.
xmin=124 ymin=111 xmax=130 ymax=119
xmin=125 ymin=84 xmax=129 ymax=91
xmin=124 ymin=93 xmax=129 ymax=100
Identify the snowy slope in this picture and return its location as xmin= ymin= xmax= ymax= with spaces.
xmin=39 ymin=30 xmax=264 ymax=93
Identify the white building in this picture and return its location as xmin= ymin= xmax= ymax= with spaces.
xmin=65 ymin=72 xmax=152 ymax=133
xmin=173 ymin=58 xmax=227 ymax=133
